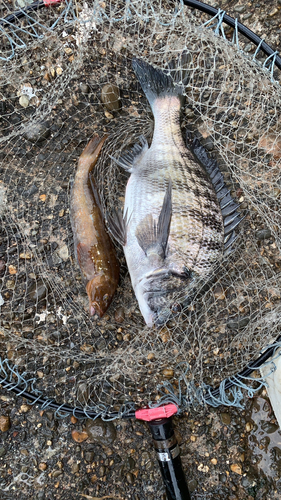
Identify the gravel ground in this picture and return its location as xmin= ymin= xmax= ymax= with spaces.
xmin=1 ymin=0 xmax=281 ymax=499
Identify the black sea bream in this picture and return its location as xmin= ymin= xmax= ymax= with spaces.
xmin=108 ymin=55 xmax=242 ymax=326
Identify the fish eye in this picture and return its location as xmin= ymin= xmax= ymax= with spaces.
xmin=103 ymin=293 xmax=109 ymax=302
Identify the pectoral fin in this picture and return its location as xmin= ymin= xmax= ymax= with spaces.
xmin=136 ymin=180 xmax=172 ymax=258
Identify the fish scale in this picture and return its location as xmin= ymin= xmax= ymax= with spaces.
xmin=108 ymin=55 xmax=240 ymax=326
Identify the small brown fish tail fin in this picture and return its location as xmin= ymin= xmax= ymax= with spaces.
xmin=79 ymin=134 xmax=108 ymax=173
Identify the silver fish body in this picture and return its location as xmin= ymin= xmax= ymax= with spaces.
xmin=109 ymin=56 xmax=240 ymax=326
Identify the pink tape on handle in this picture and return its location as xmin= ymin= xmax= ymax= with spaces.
xmin=135 ymin=403 xmax=178 ymax=422
xmin=43 ymin=0 xmax=64 ymax=6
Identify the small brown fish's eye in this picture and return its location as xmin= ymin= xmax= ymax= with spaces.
xmin=103 ymin=293 xmax=109 ymax=303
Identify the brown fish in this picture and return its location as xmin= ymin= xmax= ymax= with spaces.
xmin=70 ymin=135 xmax=119 ymax=317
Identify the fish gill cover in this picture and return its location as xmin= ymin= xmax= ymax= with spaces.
xmin=0 ymin=0 xmax=281 ymax=414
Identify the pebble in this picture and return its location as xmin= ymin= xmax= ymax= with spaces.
xmin=114 ymin=306 xmax=125 ymax=323
xmin=19 ymin=95 xmax=29 ymax=108
xmin=126 ymin=472 xmax=135 ymax=485
xmin=256 ymin=229 xmax=271 ymax=240
xmin=38 ymin=462 xmax=47 ymax=471
xmin=23 ymin=122 xmax=51 ymax=143
xmin=243 ymin=12 xmax=253 ymax=20
xmin=0 ymin=447 xmax=6 ymax=457
xmin=101 ymin=83 xmax=121 ymax=111
xmin=85 ymin=451 xmax=95 ymax=462
xmin=188 ymin=479 xmax=198 ymax=493
xmin=260 ymin=421 xmax=279 ymax=433
xmin=104 ymin=110 xmax=114 ymax=119
xmin=71 ymin=463 xmax=80 ymax=473
xmin=245 ymin=422 xmax=253 ymax=432
xmin=227 ymin=317 xmax=250 ymax=330
xmin=162 ymin=368 xmax=174 ymax=378
xmin=220 ymin=412 xmax=231 ymax=425
xmin=269 ymin=7 xmax=278 ymax=16
xmin=28 ymin=281 xmax=48 ymax=301
xmin=0 ymin=415 xmax=11 ymax=432
xmin=58 ymin=244 xmax=69 ymax=261
xmin=53 ymin=470 xmax=63 ymax=478
xmin=100 ymin=465 xmax=106 ymax=476
xmin=80 ymin=83 xmax=90 ymax=93
xmin=71 ymin=430 xmax=88 ymax=443
xmin=0 ymin=260 xmax=5 ymax=272
xmin=234 ymin=4 xmax=246 ymax=13
xmin=85 ymin=418 xmax=116 ymax=445
xmin=230 ymin=463 xmax=242 ymax=475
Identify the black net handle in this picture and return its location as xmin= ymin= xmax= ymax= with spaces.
xmin=0 ymin=0 xmax=61 ymax=26
xmin=183 ymin=0 xmax=281 ymax=70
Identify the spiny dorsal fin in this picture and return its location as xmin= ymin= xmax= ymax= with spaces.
xmin=186 ymin=129 xmax=244 ymax=255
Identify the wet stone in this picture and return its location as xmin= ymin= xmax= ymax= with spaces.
xmin=227 ymin=317 xmax=250 ymax=330
xmin=53 ymin=470 xmax=63 ymax=478
xmin=126 ymin=472 xmax=135 ymax=485
xmin=100 ymin=465 xmax=106 ymax=476
xmin=0 ymin=415 xmax=11 ymax=432
xmin=0 ymin=446 xmax=6 ymax=457
xmin=85 ymin=451 xmax=95 ymax=462
xmin=28 ymin=281 xmax=48 ymax=301
xmin=96 ymin=339 xmax=106 ymax=350
xmin=101 ymin=83 xmax=121 ymax=111
xmin=115 ymin=307 xmax=125 ymax=322
xmin=19 ymin=95 xmax=29 ymax=108
xmin=71 ymin=463 xmax=80 ymax=473
xmin=234 ymin=4 xmax=246 ymax=13
xmin=256 ymin=229 xmax=271 ymax=240
xmin=23 ymin=122 xmax=51 ymax=143
xmin=124 ymin=456 xmax=136 ymax=470
xmin=85 ymin=418 xmax=116 ymax=445
xmin=188 ymin=479 xmax=198 ymax=493
xmin=80 ymin=83 xmax=90 ymax=93
xmin=260 ymin=421 xmax=279 ymax=434
xmin=220 ymin=412 xmax=231 ymax=425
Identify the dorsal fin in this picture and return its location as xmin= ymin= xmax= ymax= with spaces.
xmin=186 ymin=130 xmax=243 ymax=254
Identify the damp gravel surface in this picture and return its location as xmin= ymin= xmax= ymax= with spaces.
xmin=1 ymin=0 xmax=281 ymax=499
xmin=1 ymin=390 xmax=281 ymax=499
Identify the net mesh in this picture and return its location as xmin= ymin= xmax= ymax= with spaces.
xmin=1 ymin=0 xmax=281 ymax=415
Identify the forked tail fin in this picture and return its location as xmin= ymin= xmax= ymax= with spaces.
xmin=132 ymin=51 xmax=191 ymax=107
